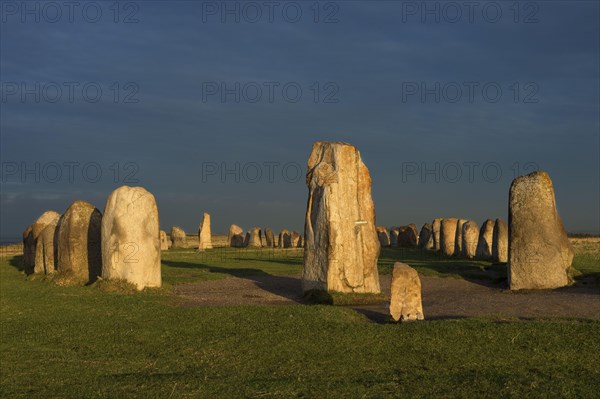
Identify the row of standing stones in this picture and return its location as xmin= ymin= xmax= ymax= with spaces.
xmin=300 ymin=141 xmax=573 ymax=321
xmin=22 ymin=142 xmax=574 ymax=322
xmin=377 ymin=217 xmax=509 ymax=263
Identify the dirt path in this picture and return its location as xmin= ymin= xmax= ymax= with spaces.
xmin=173 ymin=274 xmax=600 ymax=321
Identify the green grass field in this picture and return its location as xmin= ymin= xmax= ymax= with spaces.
xmin=1 ymin=242 xmax=599 ymax=398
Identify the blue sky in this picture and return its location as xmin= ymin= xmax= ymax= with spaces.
xmin=1 ymin=0 xmax=599 ymax=240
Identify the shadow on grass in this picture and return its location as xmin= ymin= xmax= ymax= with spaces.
xmin=161 ymin=259 xmax=304 ymax=303
xmin=380 ymin=247 xmax=508 ymax=288
xmin=8 ymin=255 xmax=31 ymax=275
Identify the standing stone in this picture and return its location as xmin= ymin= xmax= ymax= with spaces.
xmin=508 ymin=171 xmax=574 ymax=290
xmin=278 ymin=229 xmax=292 ymax=248
xmin=389 ymin=228 xmax=400 ymax=247
xmin=454 ymin=219 xmax=468 ymax=255
xmin=418 ymin=223 xmax=434 ymax=250
xmin=291 ymin=231 xmax=301 ymax=248
xmin=264 ymin=228 xmax=275 ymax=247
xmin=440 ymin=218 xmax=459 ymax=256
xmin=32 ymin=211 xmax=61 ymax=274
xmin=303 ymin=141 xmax=381 ymax=294
xmin=37 ymin=221 xmax=59 ymax=275
xmin=297 ymin=234 xmax=304 ymax=248
xmin=171 ymin=226 xmax=187 ymax=249
xmin=492 ymin=219 xmax=508 ymax=263
xmin=390 ymin=262 xmax=424 ymax=322
xmin=228 ymin=224 xmax=244 ymax=247
xmin=461 ymin=220 xmax=479 ymax=259
xmin=476 ymin=219 xmax=495 ymax=259
xmin=432 ymin=218 xmax=443 ymax=251
xmin=22 ymin=225 xmax=35 ymax=271
xmin=376 ymin=226 xmax=391 ymax=247
xmin=397 ymin=224 xmax=418 ymax=247
xmin=57 ymin=201 xmax=102 ymax=283
xmin=198 ymin=212 xmax=213 ymax=250
xmin=247 ymin=227 xmax=262 ymax=248
xmin=101 ymin=186 xmax=161 ymax=290
xmin=159 ymin=230 xmax=169 ymax=251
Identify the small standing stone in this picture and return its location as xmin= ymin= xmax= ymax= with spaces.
xmin=475 ymin=219 xmax=495 ymax=259
xmin=418 ymin=223 xmax=434 ymax=250
xmin=376 ymin=226 xmax=391 ymax=247
xmin=171 ymin=226 xmax=187 ymax=249
xmin=390 ymin=262 xmax=424 ymax=322
xmin=461 ymin=220 xmax=479 ymax=259
xmin=228 ymin=224 xmax=244 ymax=247
xmin=264 ymin=228 xmax=275 ymax=247
xmin=198 ymin=212 xmax=213 ymax=250
xmin=440 ymin=218 xmax=459 ymax=256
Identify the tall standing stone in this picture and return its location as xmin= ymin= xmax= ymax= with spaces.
xmin=492 ymin=219 xmax=508 ymax=263
xmin=461 ymin=220 xmax=479 ymax=259
xmin=454 ymin=219 xmax=468 ymax=255
xmin=508 ymin=171 xmax=574 ymax=290
xmin=57 ymin=200 xmax=102 ymax=283
xmin=198 ymin=212 xmax=213 ymax=250
xmin=291 ymin=231 xmax=301 ymax=248
xmin=101 ymin=186 xmax=161 ymax=290
xmin=228 ymin=224 xmax=244 ymax=247
xmin=389 ymin=228 xmax=400 ymax=247
xmin=170 ymin=226 xmax=187 ymax=249
xmin=264 ymin=228 xmax=275 ymax=247
xmin=390 ymin=262 xmax=424 ymax=322
xmin=32 ymin=211 xmax=61 ymax=274
xmin=432 ymin=218 xmax=443 ymax=251
xmin=376 ymin=226 xmax=391 ymax=247
xmin=397 ymin=224 xmax=418 ymax=247
xmin=278 ymin=229 xmax=292 ymax=248
xmin=303 ymin=142 xmax=380 ymax=294
xmin=159 ymin=230 xmax=170 ymax=251
xmin=440 ymin=218 xmax=459 ymax=256
xmin=37 ymin=221 xmax=59 ymax=275
xmin=22 ymin=225 xmax=35 ymax=271
xmin=476 ymin=219 xmax=495 ymax=259
xmin=246 ymin=227 xmax=262 ymax=247
xmin=418 ymin=223 xmax=434 ymax=250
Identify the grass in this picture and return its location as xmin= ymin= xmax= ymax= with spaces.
xmin=1 ymin=240 xmax=599 ymax=398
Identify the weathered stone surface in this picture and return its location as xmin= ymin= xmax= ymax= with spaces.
xmin=160 ymin=230 xmax=169 ymax=251
xmin=291 ymin=231 xmax=301 ymax=248
xmin=264 ymin=228 xmax=275 ymax=247
xmin=376 ymin=226 xmax=390 ymax=247
xmin=432 ymin=218 xmax=443 ymax=251
xmin=32 ymin=211 xmax=61 ymax=274
xmin=101 ymin=186 xmax=161 ymax=290
xmin=492 ymin=219 xmax=508 ymax=263
xmin=198 ymin=213 xmax=213 ymax=250
xmin=228 ymin=224 xmax=244 ymax=247
xmin=418 ymin=223 xmax=434 ymax=250
xmin=22 ymin=225 xmax=35 ymax=271
xmin=36 ymin=221 xmax=59 ymax=275
xmin=278 ymin=229 xmax=292 ymax=248
xmin=461 ymin=220 xmax=479 ymax=259
xmin=440 ymin=218 xmax=459 ymax=256
xmin=303 ymin=141 xmax=380 ymax=294
xmin=397 ymin=224 xmax=418 ymax=247
xmin=454 ymin=219 xmax=468 ymax=255
xmin=390 ymin=262 xmax=424 ymax=322
xmin=508 ymin=171 xmax=574 ymax=290
xmin=297 ymin=234 xmax=304 ymax=248
xmin=389 ymin=228 xmax=400 ymax=247
xmin=475 ymin=219 xmax=495 ymax=259
xmin=246 ymin=227 xmax=262 ymax=248
xmin=57 ymin=200 xmax=102 ymax=283
xmin=170 ymin=226 xmax=187 ymax=249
